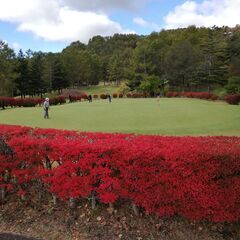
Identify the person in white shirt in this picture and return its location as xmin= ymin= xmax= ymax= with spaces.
xmin=43 ymin=98 xmax=50 ymax=119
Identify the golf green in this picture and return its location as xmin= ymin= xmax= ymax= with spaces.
xmin=0 ymin=98 xmax=239 ymax=135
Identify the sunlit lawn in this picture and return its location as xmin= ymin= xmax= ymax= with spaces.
xmin=0 ymin=98 xmax=240 ymax=136
xmin=79 ymin=83 xmax=120 ymax=95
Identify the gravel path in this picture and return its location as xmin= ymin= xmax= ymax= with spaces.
xmin=0 ymin=233 xmax=41 ymax=240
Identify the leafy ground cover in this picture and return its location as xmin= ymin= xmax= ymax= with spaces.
xmin=1 ymin=197 xmax=239 ymax=240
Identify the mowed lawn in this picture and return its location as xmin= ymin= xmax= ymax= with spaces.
xmin=0 ymin=98 xmax=240 ymax=136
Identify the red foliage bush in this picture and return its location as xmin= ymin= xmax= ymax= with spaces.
xmin=167 ymin=92 xmax=219 ymax=102
xmin=50 ymin=96 xmax=66 ymax=105
xmin=100 ymin=94 xmax=107 ymax=99
xmin=126 ymin=93 xmax=132 ymax=98
xmin=93 ymin=94 xmax=98 ymax=99
xmin=0 ymin=96 xmax=68 ymax=108
xmin=76 ymin=96 xmax=82 ymax=101
xmin=0 ymin=97 xmax=13 ymax=109
xmin=166 ymin=92 xmax=179 ymax=97
xmin=225 ymin=94 xmax=240 ymax=105
xmin=10 ymin=98 xmax=40 ymax=107
xmin=0 ymin=125 xmax=240 ymax=222
xmin=80 ymin=94 xmax=88 ymax=100
xmin=211 ymin=95 xmax=219 ymax=101
xmin=118 ymin=93 xmax=123 ymax=98
xmin=132 ymin=93 xmax=143 ymax=98
xmin=180 ymin=92 xmax=187 ymax=97
xmin=112 ymin=93 xmax=118 ymax=98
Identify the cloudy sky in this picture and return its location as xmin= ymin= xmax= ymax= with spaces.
xmin=0 ymin=0 xmax=239 ymax=52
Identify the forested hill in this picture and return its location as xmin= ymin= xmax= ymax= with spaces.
xmin=1 ymin=25 xmax=240 ymax=97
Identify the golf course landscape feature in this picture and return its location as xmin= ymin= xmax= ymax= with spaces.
xmin=0 ymin=98 xmax=239 ymax=136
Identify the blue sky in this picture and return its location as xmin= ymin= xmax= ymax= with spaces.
xmin=0 ymin=0 xmax=239 ymax=53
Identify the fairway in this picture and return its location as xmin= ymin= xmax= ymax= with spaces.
xmin=0 ymin=98 xmax=240 ymax=136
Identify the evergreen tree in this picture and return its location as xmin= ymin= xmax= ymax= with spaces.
xmin=0 ymin=41 xmax=16 ymax=96
xmin=228 ymin=32 xmax=240 ymax=76
xmin=52 ymin=57 xmax=68 ymax=94
xmin=29 ymin=52 xmax=46 ymax=97
xmin=165 ymin=41 xmax=198 ymax=91
xmin=15 ymin=50 xmax=29 ymax=98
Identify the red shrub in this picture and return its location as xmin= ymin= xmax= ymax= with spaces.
xmin=166 ymin=92 xmax=179 ymax=97
xmin=180 ymin=92 xmax=187 ymax=97
xmin=168 ymin=92 xmax=220 ymax=102
xmin=112 ymin=93 xmax=118 ymax=98
xmin=225 ymin=94 xmax=240 ymax=105
xmin=76 ymin=96 xmax=82 ymax=101
xmin=93 ymin=94 xmax=98 ymax=99
xmin=118 ymin=93 xmax=123 ymax=98
xmin=126 ymin=93 xmax=132 ymax=98
xmin=81 ymin=94 xmax=88 ymax=100
xmin=100 ymin=94 xmax=107 ymax=99
xmin=132 ymin=93 xmax=143 ymax=98
xmin=0 ymin=97 xmax=12 ymax=109
xmin=50 ymin=96 xmax=66 ymax=105
xmin=211 ymin=95 xmax=219 ymax=101
xmin=1 ymin=125 xmax=240 ymax=223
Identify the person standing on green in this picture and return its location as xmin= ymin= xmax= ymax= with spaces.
xmin=43 ymin=98 xmax=50 ymax=119
xmin=107 ymin=94 xmax=112 ymax=103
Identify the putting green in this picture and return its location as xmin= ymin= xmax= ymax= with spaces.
xmin=0 ymin=98 xmax=240 ymax=136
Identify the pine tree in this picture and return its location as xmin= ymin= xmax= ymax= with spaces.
xmin=29 ymin=53 xmax=46 ymax=97
xmin=15 ymin=50 xmax=29 ymax=98
xmin=0 ymin=41 xmax=16 ymax=96
xmin=52 ymin=58 xmax=68 ymax=94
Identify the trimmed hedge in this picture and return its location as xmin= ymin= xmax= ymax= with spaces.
xmin=0 ymin=125 xmax=240 ymax=222
xmin=167 ymin=91 xmax=219 ymax=100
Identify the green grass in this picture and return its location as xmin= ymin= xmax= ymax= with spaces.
xmin=0 ymin=98 xmax=240 ymax=136
xmin=212 ymin=87 xmax=227 ymax=98
xmin=79 ymin=83 xmax=120 ymax=95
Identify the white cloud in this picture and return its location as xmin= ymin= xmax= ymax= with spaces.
xmin=133 ymin=17 xmax=160 ymax=31
xmin=60 ymin=0 xmax=149 ymax=12
xmin=164 ymin=0 xmax=240 ymax=29
xmin=133 ymin=17 xmax=148 ymax=27
xmin=0 ymin=0 xmax=135 ymax=43
xmin=11 ymin=42 xmax=21 ymax=51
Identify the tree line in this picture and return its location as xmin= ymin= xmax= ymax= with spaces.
xmin=1 ymin=25 xmax=240 ymax=97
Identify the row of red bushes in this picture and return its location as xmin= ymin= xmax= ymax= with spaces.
xmin=92 ymin=93 xmax=147 ymax=99
xmin=166 ymin=91 xmax=240 ymax=105
xmin=91 ymin=93 xmax=146 ymax=99
xmin=0 ymin=94 xmax=118 ymax=108
xmin=0 ymin=97 xmax=41 ymax=108
xmin=0 ymin=96 xmax=68 ymax=109
xmin=69 ymin=94 xmax=88 ymax=102
xmin=1 ymin=92 xmax=239 ymax=109
xmin=0 ymin=125 xmax=240 ymax=222
xmin=0 ymin=95 xmax=93 ymax=109
xmin=166 ymin=91 xmax=219 ymax=101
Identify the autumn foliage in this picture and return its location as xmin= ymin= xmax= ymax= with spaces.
xmin=0 ymin=125 xmax=240 ymax=222
xmin=225 ymin=94 xmax=240 ymax=105
xmin=166 ymin=91 xmax=219 ymax=101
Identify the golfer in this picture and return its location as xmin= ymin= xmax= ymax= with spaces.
xmin=43 ymin=98 xmax=50 ymax=119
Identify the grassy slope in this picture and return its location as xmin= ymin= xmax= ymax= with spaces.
xmin=79 ymin=84 xmax=120 ymax=95
xmin=0 ymin=98 xmax=240 ymax=136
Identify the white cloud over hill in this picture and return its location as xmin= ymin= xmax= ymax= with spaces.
xmin=164 ymin=0 xmax=240 ymax=29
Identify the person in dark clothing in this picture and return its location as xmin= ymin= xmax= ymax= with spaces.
xmin=107 ymin=94 xmax=112 ymax=103
xmin=88 ymin=94 xmax=92 ymax=102
xmin=69 ymin=95 xmax=72 ymax=103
